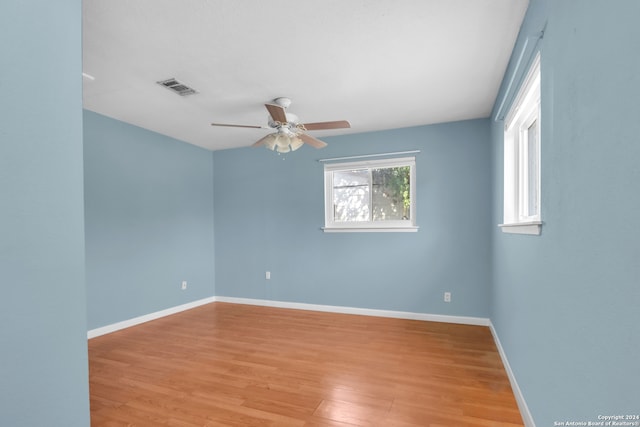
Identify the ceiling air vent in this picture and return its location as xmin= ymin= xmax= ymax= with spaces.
xmin=157 ymin=78 xmax=197 ymax=96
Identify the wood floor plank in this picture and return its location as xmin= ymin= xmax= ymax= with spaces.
xmin=89 ymin=302 xmax=523 ymax=426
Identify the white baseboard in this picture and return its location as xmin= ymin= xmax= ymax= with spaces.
xmin=87 ymin=296 xmax=216 ymax=339
xmin=489 ymin=322 xmax=536 ymax=427
xmin=88 ymin=295 xmax=489 ymax=339
xmin=214 ymin=296 xmax=491 ymax=326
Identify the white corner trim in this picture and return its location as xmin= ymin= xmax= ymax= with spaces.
xmin=214 ymin=296 xmax=490 ymax=326
xmin=87 ymin=297 xmax=216 ymax=339
xmin=489 ymin=322 xmax=536 ymax=427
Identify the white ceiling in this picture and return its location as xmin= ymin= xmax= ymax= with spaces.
xmin=82 ymin=0 xmax=528 ymax=151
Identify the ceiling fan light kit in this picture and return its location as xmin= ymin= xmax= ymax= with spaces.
xmin=262 ymin=133 xmax=305 ymax=153
xmin=211 ymin=97 xmax=350 ymax=153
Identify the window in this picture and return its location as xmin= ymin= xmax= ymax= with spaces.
xmin=501 ymin=53 xmax=541 ymax=235
xmin=323 ymin=157 xmax=417 ymax=232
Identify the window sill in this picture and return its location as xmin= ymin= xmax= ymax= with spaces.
xmin=498 ymin=221 xmax=542 ymax=235
xmin=322 ymin=226 xmax=419 ymax=233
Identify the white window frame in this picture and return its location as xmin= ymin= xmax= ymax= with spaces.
xmin=323 ymin=157 xmax=417 ymax=233
xmin=500 ymin=53 xmax=542 ymax=235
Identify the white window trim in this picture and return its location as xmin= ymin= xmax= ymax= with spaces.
xmin=500 ymin=53 xmax=542 ymax=235
xmin=323 ymin=157 xmax=417 ymax=233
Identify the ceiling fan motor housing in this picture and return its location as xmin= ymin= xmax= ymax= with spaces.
xmin=273 ymin=97 xmax=292 ymax=108
xmin=269 ymin=112 xmax=299 ymax=129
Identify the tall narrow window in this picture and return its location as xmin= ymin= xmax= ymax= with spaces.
xmin=501 ymin=53 xmax=542 ymax=235
xmin=324 ymin=157 xmax=417 ymax=232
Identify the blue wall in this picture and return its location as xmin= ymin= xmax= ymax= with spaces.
xmin=214 ymin=120 xmax=492 ymax=318
xmin=491 ymin=0 xmax=640 ymax=424
xmin=0 ymin=1 xmax=90 ymax=426
xmin=84 ymin=111 xmax=215 ymax=329
xmin=6 ymin=2 xmax=633 ymax=424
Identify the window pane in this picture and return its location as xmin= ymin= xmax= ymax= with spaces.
xmin=333 ymin=170 xmax=369 ymax=187
xmin=333 ymin=169 xmax=370 ymax=222
xmin=371 ymin=167 xmax=411 ymax=221
xmin=527 ymin=120 xmax=539 ymax=217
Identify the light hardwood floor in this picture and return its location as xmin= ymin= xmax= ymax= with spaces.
xmin=89 ymin=302 xmax=524 ymax=426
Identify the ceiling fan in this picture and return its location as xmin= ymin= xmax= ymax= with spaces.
xmin=211 ymin=97 xmax=350 ymax=153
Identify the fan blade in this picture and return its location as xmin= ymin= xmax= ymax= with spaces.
xmin=299 ymin=132 xmax=328 ymax=149
xmin=211 ymin=123 xmax=267 ymax=129
xmin=302 ymin=120 xmax=351 ymax=131
xmin=265 ymin=103 xmax=287 ymax=123
xmin=252 ymin=134 xmax=273 ymax=147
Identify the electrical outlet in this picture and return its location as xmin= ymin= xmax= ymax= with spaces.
xmin=181 ymin=281 xmax=187 ymax=290
xmin=265 ymin=271 xmax=271 ymax=280
xmin=444 ymin=292 xmax=451 ymax=302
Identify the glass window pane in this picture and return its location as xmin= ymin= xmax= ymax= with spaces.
xmin=333 ymin=170 xmax=369 ymax=188
xmin=333 ymin=186 xmax=370 ymax=222
xmin=333 ymin=169 xmax=370 ymax=222
xmin=527 ymin=120 xmax=538 ymax=217
xmin=371 ymin=167 xmax=411 ymax=221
